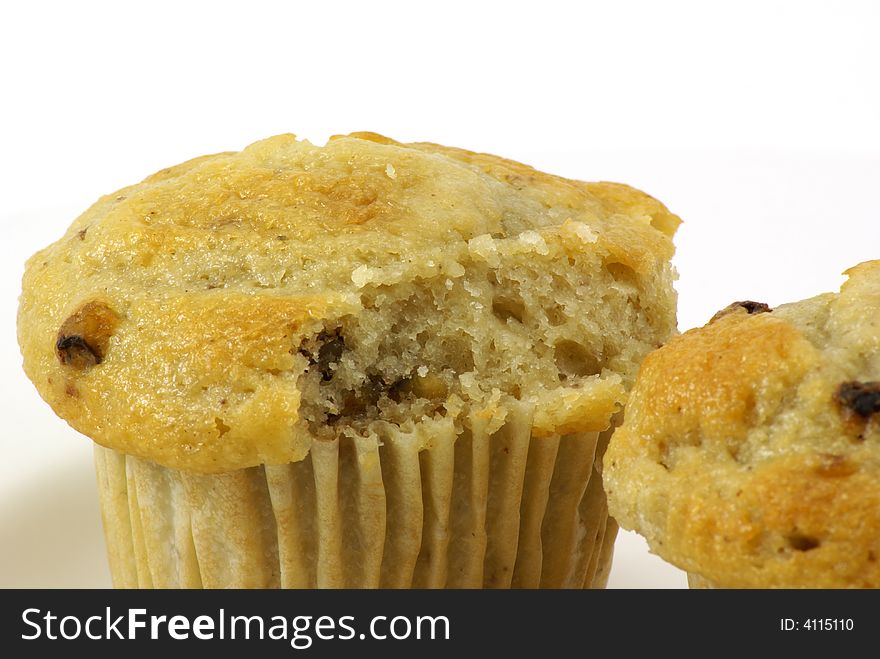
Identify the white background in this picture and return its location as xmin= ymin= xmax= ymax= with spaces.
xmin=1 ymin=1 xmax=878 ymax=587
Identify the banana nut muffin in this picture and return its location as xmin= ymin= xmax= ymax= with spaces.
xmin=19 ymin=132 xmax=679 ymax=588
xmin=605 ymin=261 xmax=880 ymax=588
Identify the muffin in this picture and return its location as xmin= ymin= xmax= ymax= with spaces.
xmin=605 ymin=261 xmax=880 ymax=588
xmin=19 ymin=132 xmax=679 ymax=588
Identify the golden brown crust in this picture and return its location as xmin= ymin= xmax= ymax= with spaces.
xmin=19 ymin=133 xmax=678 ymax=473
xmin=605 ymin=261 xmax=880 ymax=587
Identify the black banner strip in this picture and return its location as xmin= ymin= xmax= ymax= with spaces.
xmin=0 ymin=589 xmax=873 ymax=657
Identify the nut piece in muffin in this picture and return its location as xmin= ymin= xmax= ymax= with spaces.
xmin=605 ymin=261 xmax=880 ymax=588
xmin=19 ymin=132 xmax=680 ymax=588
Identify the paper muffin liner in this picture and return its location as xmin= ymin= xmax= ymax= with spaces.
xmin=94 ymin=400 xmax=617 ymax=588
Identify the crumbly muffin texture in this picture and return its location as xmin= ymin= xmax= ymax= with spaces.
xmin=605 ymin=261 xmax=880 ymax=588
xmin=19 ymin=132 xmax=679 ymax=473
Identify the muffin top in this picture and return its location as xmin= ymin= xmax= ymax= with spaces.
xmin=605 ymin=261 xmax=880 ymax=588
xmin=19 ymin=132 xmax=679 ymax=473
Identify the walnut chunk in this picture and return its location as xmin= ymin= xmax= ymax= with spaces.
xmin=710 ymin=300 xmax=772 ymax=323
xmin=298 ymin=328 xmax=345 ymax=382
xmin=411 ymin=372 xmax=449 ymax=400
xmin=835 ymin=381 xmax=880 ymax=420
xmin=56 ymin=301 xmax=121 ymax=370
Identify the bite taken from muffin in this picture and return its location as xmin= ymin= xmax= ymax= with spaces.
xmin=19 ymin=132 xmax=679 ymax=588
xmin=605 ymin=261 xmax=880 ymax=588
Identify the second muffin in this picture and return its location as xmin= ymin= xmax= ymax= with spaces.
xmin=605 ymin=261 xmax=880 ymax=588
xmin=19 ymin=132 xmax=680 ymax=588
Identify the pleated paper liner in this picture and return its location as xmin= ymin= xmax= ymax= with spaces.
xmin=94 ymin=399 xmax=617 ymax=588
